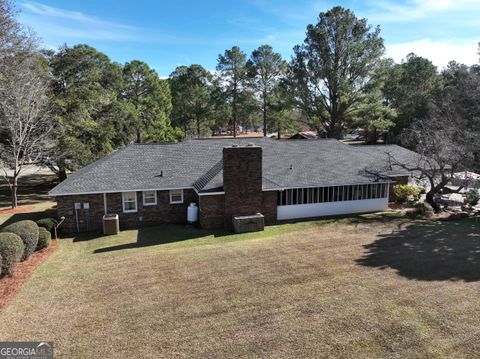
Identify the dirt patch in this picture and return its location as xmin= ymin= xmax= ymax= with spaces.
xmin=0 ymin=240 xmax=57 ymax=311
xmin=0 ymin=206 xmax=35 ymax=215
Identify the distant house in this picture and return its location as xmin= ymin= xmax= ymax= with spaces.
xmin=289 ymin=131 xmax=319 ymax=140
xmin=453 ymin=171 xmax=480 ymax=190
xmin=49 ymin=138 xmax=419 ymax=233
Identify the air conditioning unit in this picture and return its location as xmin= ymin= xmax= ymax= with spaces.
xmin=103 ymin=213 xmax=119 ymax=235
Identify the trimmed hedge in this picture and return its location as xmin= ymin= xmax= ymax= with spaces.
xmin=36 ymin=218 xmax=56 ymax=233
xmin=0 ymin=232 xmax=24 ymax=276
xmin=2 ymin=220 xmax=39 ymax=261
xmin=37 ymin=227 xmax=51 ymax=250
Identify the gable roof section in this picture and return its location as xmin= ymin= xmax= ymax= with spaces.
xmin=49 ymin=138 xmax=415 ymax=196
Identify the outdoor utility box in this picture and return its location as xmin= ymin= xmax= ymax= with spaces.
xmin=232 ymin=213 xmax=265 ymax=234
xmin=103 ymin=213 xmax=119 ymax=235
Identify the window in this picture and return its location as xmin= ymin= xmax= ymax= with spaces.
xmin=143 ymin=191 xmax=157 ymax=206
xmin=122 ymin=192 xmax=137 ymax=213
xmin=169 ymin=189 xmax=183 ymax=204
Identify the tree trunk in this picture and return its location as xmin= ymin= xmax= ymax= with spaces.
xmin=426 ymin=191 xmax=441 ymax=213
xmin=136 ymin=128 xmax=141 ymax=143
xmin=58 ymin=166 xmax=67 ymax=181
xmin=277 ymin=125 xmax=281 ymax=140
xmin=263 ymin=91 xmax=267 ymax=137
xmin=11 ymin=177 xmax=18 ymax=209
xmin=197 ymin=116 xmax=200 ymax=139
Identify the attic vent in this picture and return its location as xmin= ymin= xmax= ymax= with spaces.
xmin=247 ymin=143 xmax=254 ymax=147
xmin=232 ymin=144 xmax=238 ymax=148
xmin=289 ymin=164 xmax=293 ymax=170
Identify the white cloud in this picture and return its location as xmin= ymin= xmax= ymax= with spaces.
xmin=386 ymin=39 xmax=479 ymax=68
xmin=368 ymin=0 xmax=480 ymax=22
xmin=19 ymin=1 xmax=139 ymax=41
xmin=21 ymin=1 xmax=134 ymax=30
xmin=18 ymin=1 xmax=192 ymax=45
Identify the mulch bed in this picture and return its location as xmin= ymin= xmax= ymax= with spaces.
xmin=0 ymin=205 xmax=35 ymax=214
xmin=0 ymin=239 xmax=57 ymax=311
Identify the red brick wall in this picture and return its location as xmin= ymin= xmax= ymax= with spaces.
xmin=262 ymin=191 xmax=277 ymax=225
xmin=56 ymin=189 xmax=198 ymax=233
xmin=56 ymin=194 xmax=105 ymax=233
xmin=197 ymin=190 xmax=277 ymax=229
xmin=199 ymin=194 xmax=225 ymax=229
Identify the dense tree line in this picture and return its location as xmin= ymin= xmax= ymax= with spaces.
xmin=0 ymin=0 xmax=479 ymax=209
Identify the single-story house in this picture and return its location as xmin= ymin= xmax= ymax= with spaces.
xmin=49 ymin=138 xmax=419 ymax=233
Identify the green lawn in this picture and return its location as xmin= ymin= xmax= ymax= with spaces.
xmin=1 ymin=216 xmax=480 ymax=358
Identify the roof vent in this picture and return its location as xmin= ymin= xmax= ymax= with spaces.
xmin=289 ymin=164 xmax=293 ymax=170
xmin=160 ymin=171 xmax=163 ymax=177
xmin=247 ymin=143 xmax=254 ymax=147
xmin=232 ymin=144 xmax=238 ymax=148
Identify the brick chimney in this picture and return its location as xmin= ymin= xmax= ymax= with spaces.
xmin=223 ymin=144 xmax=263 ymax=229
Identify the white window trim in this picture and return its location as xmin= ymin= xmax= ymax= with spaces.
xmin=169 ymin=189 xmax=184 ymax=204
xmin=122 ymin=192 xmax=138 ymax=213
xmin=142 ymin=190 xmax=157 ymax=206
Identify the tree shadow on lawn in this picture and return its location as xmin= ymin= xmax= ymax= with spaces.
xmin=0 ymin=208 xmax=57 ymax=229
xmin=92 ymin=224 xmax=230 ymax=253
xmin=357 ymin=219 xmax=480 ymax=281
xmin=0 ymin=174 xmax=58 ymax=208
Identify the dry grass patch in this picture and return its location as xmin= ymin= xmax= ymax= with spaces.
xmin=1 ymin=217 xmax=479 ymax=358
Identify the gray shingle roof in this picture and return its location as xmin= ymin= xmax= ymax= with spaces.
xmin=49 ymin=138 xmax=417 ymax=196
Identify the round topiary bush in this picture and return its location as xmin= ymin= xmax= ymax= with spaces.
xmin=36 ymin=218 xmax=56 ymax=234
xmin=0 ymin=232 xmax=24 ymax=276
xmin=36 ymin=227 xmax=51 ymax=250
xmin=2 ymin=220 xmax=39 ymax=261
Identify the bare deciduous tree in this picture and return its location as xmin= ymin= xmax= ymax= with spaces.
xmin=0 ymin=54 xmax=53 ymax=208
xmin=387 ymin=97 xmax=478 ymax=212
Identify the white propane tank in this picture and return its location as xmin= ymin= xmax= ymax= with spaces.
xmin=187 ymin=202 xmax=199 ymax=223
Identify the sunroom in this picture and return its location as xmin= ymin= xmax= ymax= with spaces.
xmin=276 ymin=182 xmax=390 ymax=220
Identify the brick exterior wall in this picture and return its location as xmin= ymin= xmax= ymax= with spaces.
xmin=199 ymin=194 xmax=225 ymax=229
xmin=56 ymin=194 xmax=105 ymax=233
xmin=223 ymin=145 xmax=263 ymax=229
xmin=56 ymin=189 xmax=198 ymax=233
xmin=262 ymin=191 xmax=277 ymax=225
xmin=198 ymin=190 xmax=277 ymax=229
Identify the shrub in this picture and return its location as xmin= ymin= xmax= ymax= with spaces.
xmin=393 ymin=184 xmax=422 ymax=204
xmin=36 ymin=227 xmax=51 ymax=250
xmin=465 ymin=189 xmax=479 ymax=206
xmin=2 ymin=220 xmax=39 ymax=261
xmin=0 ymin=232 xmax=24 ymax=276
xmin=36 ymin=218 xmax=56 ymax=233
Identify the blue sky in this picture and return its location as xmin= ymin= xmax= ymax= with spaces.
xmin=17 ymin=0 xmax=480 ymax=77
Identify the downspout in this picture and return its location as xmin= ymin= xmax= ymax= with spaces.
xmin=103 ymin=193 xmax=107 ymax=215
